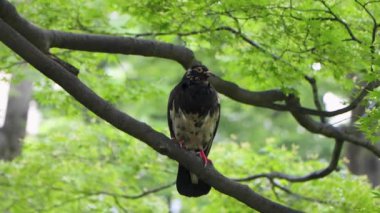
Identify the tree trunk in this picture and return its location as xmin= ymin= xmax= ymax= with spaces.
xmin=346 ymin=103 xmax=380 ymax=186
xmin=0 ymin=80 xmax=32 ymax=160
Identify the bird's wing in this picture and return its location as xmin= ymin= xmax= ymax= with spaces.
xmin=204 ymin=102 xmax=220 ymax=156
xmin=167 ymin=85 xmax=178 ymax=138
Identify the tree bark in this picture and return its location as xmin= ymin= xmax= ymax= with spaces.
xmin=346 ymin=104 xmax=380 ymax=186
xmin=0 ymin=80 xmax=32 ymax=160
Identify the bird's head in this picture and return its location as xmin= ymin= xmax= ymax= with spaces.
xmin=185 ymin=65 xmax=211 ymax=82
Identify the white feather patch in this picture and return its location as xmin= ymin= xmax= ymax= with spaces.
xmin=170 ymin=101 xmax=219 ymax=150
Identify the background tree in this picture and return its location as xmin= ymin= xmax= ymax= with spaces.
xmin=0 ymin=0 xmax=379 ymax=212
xmin=0 ymin=79 xmax=32 ymax=160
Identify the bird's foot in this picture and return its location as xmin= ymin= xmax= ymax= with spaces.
xmin=172 ymin=138 xmax=185 ymax=148
xmin=178 ymin=140 xmax=185 ymax=148
xmin=199 ymin=149 xmax=212 ymax=167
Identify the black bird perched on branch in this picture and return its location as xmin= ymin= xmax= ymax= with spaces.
xmin=168 ymin=65 xmax=220 ymax=197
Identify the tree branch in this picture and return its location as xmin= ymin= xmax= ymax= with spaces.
xmin=1 ymin=0 xmax=378 ymax=163
xmin=363 ymin=0 xmax=380 ymax=6
xmin=83 ymin=182 xmax=176 ymax=199
xmin=0 ymin=0 xmax=49 ymax=51
xmin=0 ymin=0 xmax=196 ymax=68
xmin=113 ymin=196 xmax=128 ymax=213
xmin=208 ymin=75 xmax=288 ymax=108
xmin=354 ymin=0 xmax=378 ymax=73
xmin=319 ymin=0 xmax=362 ymax=44
xmin=236 ymin=139 xmax=344 ymax=182
xmin=43 ymin=195 xmax=91 ymax=212
xmin=354 ymin=0 xmax=378 ymax=45
xmin=304 ymin=76 xmax=326 ymax=123
xmin=2 ymin=0 xmax=372 ymax=120
xmin=0 ymin=0 xmax=292 ymax=110
xmin=1 ymin=1 xmax=379 ymax=209
xmin=118 ymin=25 xmax=380 ymax=122
xmin=0 ymin=17 xmax=299 ymax=213
xmin=2 ymin=0 xmax=379 ymax=161
xmin=269 ymin=180 xmax=333 ymax=205
xmin=296 ymin=80 xmax=380 ymax=117
xmin=48 ymin=30 xmax=196 ymax=69
xmin=116 ymin=24 xmax=379 ymax=121
xmin=285 ymin=96 xmax=380 ymax=157
xmin=0 ymin=180 xmax=175 ymax=200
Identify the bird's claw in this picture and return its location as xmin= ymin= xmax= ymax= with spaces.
xmin=178 ymin=140 xmax=184 ymax=148
xmin=172 ymin=138 xmax=185 ymax=148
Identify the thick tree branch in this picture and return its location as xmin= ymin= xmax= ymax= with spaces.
xmin=121 ymin=25 xmax=379 ymax=121
xmin=0 ymin=18 xmax=299 ymax=213
xmin=236 ymin=139 xmax=344 ymax=182
xmin=0 ymin=0 xmax=49 ymax=51
xmin=285 ymin=96 xmax=380 ymax=157
xmin=208 ymin=75 xmax=288 ymax=108
xmin=121 ymin=26 xmax=380 ymax=122
xmin=0 ymin=0 xmax=291 ymax=109
xmin=48 ymin=31 xmax=196 ymax=69
xmin=2 ymin=0 xmax=373 ymax=120
xmin=1 ymin=0 xmax=378 ymax=163
xmin=1 ymin=1 xmax=379 ymax=210
xmin=0 ymin=0 xmax=195 ymax=68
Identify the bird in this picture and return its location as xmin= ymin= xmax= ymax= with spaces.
xmin=167 ymin=65 xmax=220 ymax=197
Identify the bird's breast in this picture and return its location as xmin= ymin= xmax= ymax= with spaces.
xmin=169 ymin=106 xmax=219 ymax=151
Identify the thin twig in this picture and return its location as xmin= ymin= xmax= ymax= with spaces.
xmin=112 ymin=196 xmax=128 ymax=213
xmin=0 ymin=181 xmax=175 ymax=200
xmin=83 ymin=182 xmax=175 ymax=199
xmin=286 ymin=96 xmax=380 ymax=157
xmin=304 ymin=76 xmax=326 ymax=123
xmin=43 ymin=195 xmax=91 ymax=211
xmin=319 ymin=0 xmax=362 ymax=44
xmin=363 ymin=0 xmax=380 ymax=6
xmin=354 ymin=0 xmax=378 ymax=44
xmin=0 ymin=60 xmax=26 ymax=70
xmin=354 ymin=0 xmax=378 ymax=73
xmin=295 ymin=80 xmax=380 ymax=117
xmin=270 ymin=180 xmax=334 ymax=205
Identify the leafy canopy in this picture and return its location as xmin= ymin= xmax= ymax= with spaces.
xmin=1 ymin=0 xmax=380 ymax=212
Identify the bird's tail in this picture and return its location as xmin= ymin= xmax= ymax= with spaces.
xmin=176 ymin=164 xmax=211 ymax=197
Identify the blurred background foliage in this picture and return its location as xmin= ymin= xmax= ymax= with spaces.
xmin=0 ymin=0 xmax=379 ymax=212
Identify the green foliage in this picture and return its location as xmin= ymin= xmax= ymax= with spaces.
xmin=0 ymin=118 xmax=174 ymax=212
xmin=2 ymin=0 xmax=380 ymax=212
xmin=1 ymin=126 xmax=378 ymax=212
xmin=373 ymin=189 xmax=380 ymax=199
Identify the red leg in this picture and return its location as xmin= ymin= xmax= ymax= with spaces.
xmin=199 ymin=149 xmax=212 ymax=167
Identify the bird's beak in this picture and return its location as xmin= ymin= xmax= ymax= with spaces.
xmin=205 ymin=71 xmax=214 ymax=77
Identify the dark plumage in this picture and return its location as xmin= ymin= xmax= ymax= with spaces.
xmin=168 ymin=65 xmax=220 ymax=197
